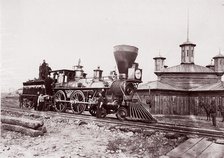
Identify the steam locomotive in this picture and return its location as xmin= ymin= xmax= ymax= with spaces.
xmin=20 ymin=45 xmax=145 ymax=121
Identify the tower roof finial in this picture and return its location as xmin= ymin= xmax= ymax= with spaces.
xmin=78 ymin=58 xmax=81 ymax=66
xmin=187 ymin=8 xmax=189 ymax=42
xmin=219 ymin=48 xmax=221 ymax=55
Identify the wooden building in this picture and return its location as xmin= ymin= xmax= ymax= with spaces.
xmin=138 ymin=39 xmax=224 ymax=116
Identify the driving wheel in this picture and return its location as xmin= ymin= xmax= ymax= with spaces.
xmin=54 ymin=90 xmax=67 ymax=112
xmin=70 ymin=90 xmax=86 ymax=114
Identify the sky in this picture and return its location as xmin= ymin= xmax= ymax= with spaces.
xmin=1 ymin=0 xmax=224 ymax=92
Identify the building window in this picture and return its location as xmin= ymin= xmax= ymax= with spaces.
xmin=187 ymin=50 xmax=189 ymax=57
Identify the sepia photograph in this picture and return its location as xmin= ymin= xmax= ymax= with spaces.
xmin=1 ymin=0 xmax=224 ymax=157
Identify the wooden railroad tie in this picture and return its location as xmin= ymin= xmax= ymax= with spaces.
xmin=1 ymin=115 xmax=47 ymax=137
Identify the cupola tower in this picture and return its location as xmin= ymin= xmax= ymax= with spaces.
xmin=180 ymin=12 xmax=196 ymax=64
xmin=213 ymin=53 xmax=224 ymax=73
xmin=153 ymin=55 xmax=166 ymax=72
xmin=180 ymin=40 xmax=196 ymax=64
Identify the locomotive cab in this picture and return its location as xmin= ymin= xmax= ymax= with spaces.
xmin=52 ymin=69 xmax=76 ymax=86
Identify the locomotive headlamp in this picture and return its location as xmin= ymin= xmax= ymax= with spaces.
xmin=135 ymin=69 xmax=142 ymax=80
xmin=125 ymin=83 xmax=135 ymax=95
xmin=126 ymin=86 xmax=134 ymax=95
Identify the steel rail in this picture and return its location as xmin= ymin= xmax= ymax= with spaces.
xmin=2 ymin=106 xmax=224 ymax=138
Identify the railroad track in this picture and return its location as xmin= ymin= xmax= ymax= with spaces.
xmin=2 ymin=106 xmax=224 ymax=139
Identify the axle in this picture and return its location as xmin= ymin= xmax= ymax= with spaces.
xmin=55 ymin=99 xmax=97 ymax=105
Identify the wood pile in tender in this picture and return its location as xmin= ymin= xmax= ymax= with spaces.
xmin=1 ymin=115 xmax=47 ymax=137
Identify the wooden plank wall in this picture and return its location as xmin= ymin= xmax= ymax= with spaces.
xmin=150 ymin=95 xmax=192 ymax=115
xmin=137 ymin=91 xmax=224 ymax=116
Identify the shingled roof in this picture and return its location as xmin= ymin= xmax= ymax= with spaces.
xmin=191 ymin=81 xmax=224 ymax=91
xmin=138 ymin=81 xmax=224 ymax=91
xmin=162 ymin=64 xmax=215 ymax=73
xmin=138 ymin=80 xmax=184 ymax=91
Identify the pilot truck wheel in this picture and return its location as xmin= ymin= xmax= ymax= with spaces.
xmin=116 ymin=107 xmax=128 ymax=121
xmin=89 ymin=105 xmax=97 ymax=116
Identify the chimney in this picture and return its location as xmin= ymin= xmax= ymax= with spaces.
xmin=113 ymin=45 xmax=138 ymax=78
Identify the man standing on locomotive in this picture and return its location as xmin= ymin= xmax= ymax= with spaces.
xmin=39 ymin=60 xmax=52 ymax=80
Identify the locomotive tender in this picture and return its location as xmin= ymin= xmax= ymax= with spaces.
xmin=20 ymin=45 xmax=155 ymax=121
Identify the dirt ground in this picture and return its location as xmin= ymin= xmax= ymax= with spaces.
xmin=0 ymin=94 xmax=198 ymax=158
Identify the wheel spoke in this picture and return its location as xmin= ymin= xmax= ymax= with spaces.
xmin=70 ymin=90 xmax=86 ymax=114
xmin=54 ymin=90 xmax=67 ymax=112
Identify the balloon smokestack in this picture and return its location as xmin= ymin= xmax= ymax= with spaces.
xmin=113 ymin=45 xmax=138 ymax=76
